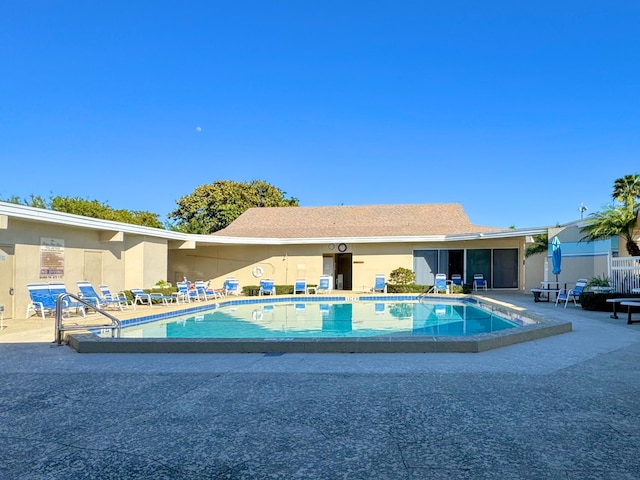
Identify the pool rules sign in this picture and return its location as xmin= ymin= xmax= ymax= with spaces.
xmin=40 ymin=237 xmax=65 ymax=279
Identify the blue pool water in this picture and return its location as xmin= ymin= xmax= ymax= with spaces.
xmin=119 ymin=299 xmax=527 ymax=339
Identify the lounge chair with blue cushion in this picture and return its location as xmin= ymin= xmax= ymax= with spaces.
xmin=26 ymin=283 xmax=58 ymax=320
xmin=99 ymin=285 xmax=134 ymax=309
xmin=77 ymin=281 xmax=124 ymax=311
xmin=48 ymin=282 xmax=86 ymax=317
xmin=176 ymin=281 xmax=199 ymax=303
xmin=195 ymin=280 xmax=224 ymax=301
xmin=428 ymin=273 xmax=450 ymax=294
xmin=259 ymin=278 xmax=276 ymax=296
xmin=293 ymin=279 xmax=308 ymax=295
xmin=372 ymin=274 xmax=387 ymax=293
xmin=130 ymin=288 xmax=175 ymax=306
xmin=473 ymin=274 xmax=488 ymax=291
xmin=224 ymin=277 xmax=240 ymax=296
xmin=451 ymin=274 xmax=463 ymax=287
xmin=555 ymin=279 xmax=588 ymax=308
xmin=315 ymin=275 xmax=332 ymax=294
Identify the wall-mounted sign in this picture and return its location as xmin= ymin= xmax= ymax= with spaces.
xmin=40 ymin=237 xmax=64 ymax=278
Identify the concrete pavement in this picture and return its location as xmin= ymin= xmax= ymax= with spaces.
xmin=1 ymin=293 xmax=640 ymax=479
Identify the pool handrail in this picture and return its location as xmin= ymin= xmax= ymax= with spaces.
xmin=55 ymin=292 xmax=121 ymax=345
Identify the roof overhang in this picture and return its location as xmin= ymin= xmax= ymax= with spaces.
xmin=0 ymin=201 xmax=549 ymax=247
xmin=192 ymin=227 xmax=549 ymax=246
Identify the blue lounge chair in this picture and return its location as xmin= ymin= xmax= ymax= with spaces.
xmin=556 ymin=279 xmax=588 ymax=308
xmin=473 ymin=274 xmax=488 ymax=291
xmin=99 ymin=285 xmax=134 ymax=309
xmin=48 ymin=282 xmax=86 ymax=317
xmin=131 ymin=288 xmax=174 ymax=306
xmin=372 ymin=274 xmax=387 ymax=293
xmin=451 ymin=274 xmax=463 ymax=287
xmin=224 ymin=277 xmax=240 ymax=296
xmin=195 ymin=280 xmax=224 ymax=300
xmin=259 ymin=278 xmax=276 ymax=296
xmin=429 ymin=274 xmax=450 ymax=294
xmin=26 ymin=283 xmax=58 ymax=320
xmin=176 ymin=281 xmax=199 ymax=303
xmin=315 ymin=275 xmax=332 ymax=294
xmin=293 ymin=279 xmax=308 ymax=295
xmin=77 ymin=281 xmax=124 ymax=311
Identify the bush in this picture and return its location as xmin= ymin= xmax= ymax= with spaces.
xmin=580 ymin=292 xmax=640 ymax=311
xmin=387 ymin=283 xmax=429 ymax=294
xmin=586 ymin=275 xmax=611 ymax=288
xmin=389 ymin=267 xmax=416 ymax=286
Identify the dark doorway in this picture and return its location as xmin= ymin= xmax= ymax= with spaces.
xmin=335 ymin=253 xmax=352 ymax=290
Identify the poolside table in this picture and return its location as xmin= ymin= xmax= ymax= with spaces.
xmin=531 ymin=281 xmax=568 ymax=302
xmin=621 ymin=301 xmax=640 ymax=325
xmin=606 ymin=298 xmax=635 ymax=319
xmin=531 ymin=288 xmax=561 ymax=302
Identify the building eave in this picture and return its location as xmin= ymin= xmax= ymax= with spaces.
xmin=0 ymin=201 xmax=549 ymax=246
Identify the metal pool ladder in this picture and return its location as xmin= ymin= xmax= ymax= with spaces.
xmin=55 ymin=293 xmax=121 ymax=345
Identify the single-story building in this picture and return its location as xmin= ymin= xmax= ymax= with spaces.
xmin=0 ymin=201 xmax=631 ymax=320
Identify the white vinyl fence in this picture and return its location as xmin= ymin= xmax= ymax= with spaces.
xmin=610 ymin=257 xmax=640 ymax=293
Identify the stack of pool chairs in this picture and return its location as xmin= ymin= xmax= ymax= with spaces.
xmin=26 ymin=282 xmax=86 ymax=320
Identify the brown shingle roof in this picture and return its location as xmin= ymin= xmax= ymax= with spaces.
xmin=213 ymin=204 xmax=502 ymax=238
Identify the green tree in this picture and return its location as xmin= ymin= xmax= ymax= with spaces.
xmin=50 ymin=196 xmax=163 ymax=228
xmin=169 ymin=180 xmax=299 ymax=234
xmin=580 ymin=175 xmax=640 ymax=256
xmin=525 ymin=233 xmax=548 ymax=258
xmin=581 ymin=205 xmax=640 ymax=256
xmin=2 ymin=194 xmax=49 ymax=208
xmin=612 ymin=174 xmax=640 ymax=210
xmin=1 ymin=194 xmax=163 ymax=228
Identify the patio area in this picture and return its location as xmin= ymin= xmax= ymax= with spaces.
xmin=1 ymin=292 xmax=640 ymax=478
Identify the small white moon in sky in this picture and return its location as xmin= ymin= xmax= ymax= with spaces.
xmin=195 ymin=126 xmax=202 ymax=132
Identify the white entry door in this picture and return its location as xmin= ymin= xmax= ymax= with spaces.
xmin=0 ymin=245 xmax=15 ymax=319
xmin=322 ymin=255 xmax=334 ymax=287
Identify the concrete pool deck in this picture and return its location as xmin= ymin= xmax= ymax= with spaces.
xmin=2 ymin=292 xmax=640 ymax=478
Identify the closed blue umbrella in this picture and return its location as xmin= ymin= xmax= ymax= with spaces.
xmin=551 ymin=236 xmax=562 ymax=282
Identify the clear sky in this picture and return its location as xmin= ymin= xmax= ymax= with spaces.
xmin=2 ymin=1 xmax=639 ymax=229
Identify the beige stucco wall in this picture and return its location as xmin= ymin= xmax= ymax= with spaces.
xmin=0 ymin=218 xmax=168 ymax=319
xmin=547 ymin=225 xmax=611 ymax=285
xmin=124 ymin=236 xmax=168 ymax=289
xmin=168 ymin=236 xmax=527 ymax=292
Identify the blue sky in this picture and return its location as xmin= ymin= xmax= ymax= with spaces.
xmin=2 ymin=1 xmax=639 ymax=229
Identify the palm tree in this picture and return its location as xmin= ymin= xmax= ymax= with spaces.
xmin=581 ymin=205 xmax=640 ymax=256
xmin=525 ymin=233 xmax=548 ymax=258
xmin=612 ymin=174 xmax=640 ymax=209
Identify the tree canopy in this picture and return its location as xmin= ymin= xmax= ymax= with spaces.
xmin=168 ymin=180 xmax=299 ymax=234
xmin=2 ymin=194 xmax=163 ymax=228
xmin=581 ymin=174 xmax=640 ymax=256
xmin=525 ymin=233 xmax=548 ymax=258
xmin=612 ymin=174 xmax=640 ymax=210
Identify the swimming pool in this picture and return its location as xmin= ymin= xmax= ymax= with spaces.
xmin=119 ymin=300 xmax=522 ymax=339
xmin=68 ymin=295 xmax=572 ymax=353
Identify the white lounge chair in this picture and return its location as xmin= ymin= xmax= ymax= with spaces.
xmin=77 ymin=281 xmax=124 ymax=311
xmin=473 ymin=274 xmax=488 ymax=291
xmin=315 ymin=275 xmax=332 ymax=294
xmin=555 ymin=279 xmax=588 ymax=308
xmin=372 ymin=274 xmax=387 ymax=293
xmin=293 ymin=279 xmax=308 ymax=295
xmin=259 ymin=278 xmax=276 ymax=296
xmin=429 ymin=273 xmax=450 ymax=294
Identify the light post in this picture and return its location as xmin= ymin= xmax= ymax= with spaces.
xmin=579 ymin=203 xmax=588 ymax=219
